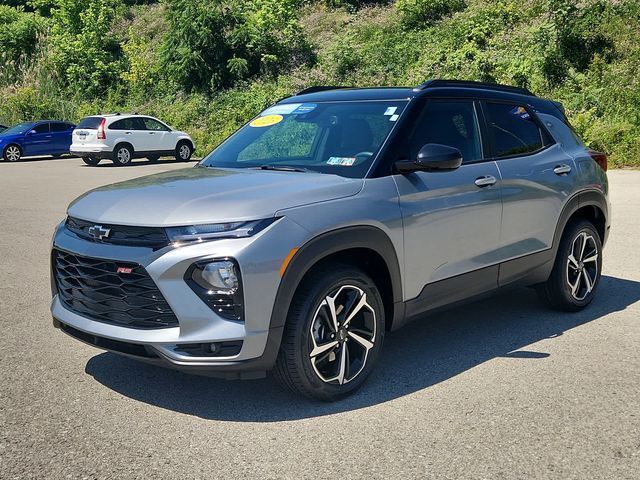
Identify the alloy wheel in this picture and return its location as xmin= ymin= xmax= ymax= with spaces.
xmin=309 ymin=285 xmax=376 ymax=385
xmin=117 ymin=148 xmax=131 ymax=164
xmin=566 ymin=231 xmax=599 ymax=301
xmin=5 ymin=145 xmax=20 ymax=162
xmin=179 ymin=144 xmax=191 ymax=160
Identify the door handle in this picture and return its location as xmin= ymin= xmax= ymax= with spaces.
xmin=125 ymin=131 xmax=132 ymax=135
xmin=553 ymin=164 xmax=572 ymax=175
xmin=149 ymin=132 xmax=155 ymax=135
xmin=475 ymin=175 xmax=497 ymax=187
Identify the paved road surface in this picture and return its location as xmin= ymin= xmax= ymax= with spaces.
xmin=1 ymin=157 xmax=638 ymax=479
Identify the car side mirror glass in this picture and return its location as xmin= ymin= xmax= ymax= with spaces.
xmin=28 ymin=129 xmax=37 ymax=135
xmin=395 ymin=143 xmax=463 ymax=173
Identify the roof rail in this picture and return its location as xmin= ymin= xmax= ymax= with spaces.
xmin=296 ymin=86 xmax=350 ymax=95
xmin=414 ymin=79 xmax=534 ymax=96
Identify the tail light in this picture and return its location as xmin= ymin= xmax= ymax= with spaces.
xmin=588 ymin=149 xmax=608 ymax=172
xmin=97 ymin=118 xmax=106 ymax=140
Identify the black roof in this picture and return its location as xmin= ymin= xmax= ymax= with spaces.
xmin=278 ymin=79 xmax=564 ymax=119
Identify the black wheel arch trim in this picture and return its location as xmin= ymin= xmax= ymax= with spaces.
xmin=269 ymin=225 xmax=404 ymax=332
xmin=552 ymin=188 xmax=609 ymax=254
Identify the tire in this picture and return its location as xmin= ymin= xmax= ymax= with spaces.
xmin=537 ymin=220 xmax=602 ymax=311
xmin=82 ymin=157 xmax=100 ymax=166
xmin=3 ymin=144 xmax=22 ymax=162
xmin=147 ymin=155 xmax=160 ymax=163
xmin=175 ymin=141 xmax=192 ymax=161
xmin=113 ymin=144 xmax=133 ymax=166
xmin=273 ymin=263 xmax=385 ymax=401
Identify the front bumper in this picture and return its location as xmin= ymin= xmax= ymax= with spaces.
xmin=51 ymin=216 xmax=310 ymax=377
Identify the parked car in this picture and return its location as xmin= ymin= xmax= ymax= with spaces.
xmin=71 ymin=114 xmax=195 ymax=166
xmin=0 ymin=121 xmax=75 ymax=162
xmin=51 ymin=80 xmax=610 ymax=400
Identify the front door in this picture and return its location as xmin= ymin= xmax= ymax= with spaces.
xmin=393 ymin=99 xmax=503 ymax=309
xmin=140 ymin=117 xmax=171 ymax=152
xmin=23 ymin=122 xmax=51 ymax=156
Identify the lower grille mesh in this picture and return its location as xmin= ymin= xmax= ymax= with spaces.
xmin=53 ymin=249 xmax=178 ymax=329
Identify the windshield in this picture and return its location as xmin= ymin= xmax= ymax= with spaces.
xmin=1 ymin=122 xmax=34 ymax=135
xmin=200 ymin=100 xmax=408 ymax=178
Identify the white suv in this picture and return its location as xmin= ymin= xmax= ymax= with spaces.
xmin=70 ymin=114 xmax=195 ymax=166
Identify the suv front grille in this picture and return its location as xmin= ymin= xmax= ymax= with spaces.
xmin=53 ymin=249 xmax=178 ymax=329
xmin=65 ymin=216 xmax=169 ymax=249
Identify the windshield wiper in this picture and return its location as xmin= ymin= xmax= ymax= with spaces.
xmin=257 ymin=164 xmax=310 ymax=173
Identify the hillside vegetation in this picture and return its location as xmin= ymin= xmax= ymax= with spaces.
xmin=1 ymin=0 xmax=639 ymax=166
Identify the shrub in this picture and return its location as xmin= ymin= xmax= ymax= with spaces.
xmin=0 ymin=5 xmax=47 ymax=83
xmin=396 ymin=0 xmax=466 ymax=27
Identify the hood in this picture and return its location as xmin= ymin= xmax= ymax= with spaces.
xmin=68 ymin=167 xmax=363 ymax=226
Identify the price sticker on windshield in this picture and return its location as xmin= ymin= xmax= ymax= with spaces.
xmin=250 ymin=115 xmax=283 ymax=128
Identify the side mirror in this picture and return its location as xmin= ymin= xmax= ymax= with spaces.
xmin=28 ymin=129 xmax=37 ymax=135
xmin=395 ymin=143 xmax=463 ymax=173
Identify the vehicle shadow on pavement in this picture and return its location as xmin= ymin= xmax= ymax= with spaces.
xmin=85 ymin=275 xmax=640 ymax=421
xmin=91 ymin=159 xmax=197 ymax=167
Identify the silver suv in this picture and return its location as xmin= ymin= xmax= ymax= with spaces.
xmin=51 ymin=80 xmax=610 ymax=401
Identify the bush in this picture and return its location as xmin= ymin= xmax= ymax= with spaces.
xmin=396 ymin=0 xmax=466 ymax=27
xmin=160 ymin=0 xmax=310 ymax=93
xmin=0 ymin=5 xmax=47 ymax=83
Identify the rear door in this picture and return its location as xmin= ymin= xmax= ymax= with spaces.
xmin=394 ymin=99 xmax=503 ymax=308
xmin=481 ymin=101 xmax=578 ymax=282
xmin=50 ymin=122 xmax=73 ymax=153
xmin=22 ymin=122 xmax=51 ymax=156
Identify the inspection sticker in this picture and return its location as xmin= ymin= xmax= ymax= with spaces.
xmin=384 ymin=106 xmax=397 ymax=116
xmin=292 ymin=103 xmax=318 ymax=114
xmin=249 ymin=115 xmax=283 ymax=128
xmin=389 ymin=114 xmax=399 ymax=122
xmin=327 ymin=157 xmax=356 ymax=166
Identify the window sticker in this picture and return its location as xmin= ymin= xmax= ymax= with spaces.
xmin=292 ymin=103 xmax=318 ymax=114
xmin=510 ymin=106 xmax=531 ymax=120
xmin=384 ymin=106 xmax=398 ymax=116
xmin=261 ymin=104 xmax=301 ymax=116
xmin=389 ymin=114 xmax=399 ymax=122
xmin=249 ymin=115 xmax=283 ymax=128
xmin=327 ymin=156 xmax=356 ymax=166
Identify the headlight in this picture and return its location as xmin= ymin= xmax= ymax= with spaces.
xmin=186 ymin=259 xmax=244 ymax=321
xmin=166 ymin=218 xmax=278 ymax=244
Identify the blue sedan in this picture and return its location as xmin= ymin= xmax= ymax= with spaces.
xmin=0 ymin=120 xmax=76 ymax=162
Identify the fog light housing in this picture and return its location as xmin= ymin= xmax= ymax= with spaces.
xmin=199 ymin=261 xmax=239 ymax=293
xmin=186 ymin=258 xmax=244 ymax=321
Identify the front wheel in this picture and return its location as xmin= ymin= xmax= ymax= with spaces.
xmin=274 ymin=264 xmax=385 ymax=401
xmin=538 ymin=220 xmax=602 ymax=311
xmin=3 ymin=144 xmax=22 ymax=162
xmin=82 ymin=157 xmax=100 ymax=166
xmin=175 ymin=141 xmax=192 ymax=161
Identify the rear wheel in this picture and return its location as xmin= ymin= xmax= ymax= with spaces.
xmin=175 ymin=141 xmax=192 ymax=161
xmin=3 ymin=144 xmax=21 ymax=162
xmin=82 ymin=157 xmax=100 ymax=166
xmin=274 ymin=264 xmax=385 ymax=401
xmin=538 ymin=220 xmax=602 ymax=311
xmin=113 ymin=144 xmax=133 ymax=166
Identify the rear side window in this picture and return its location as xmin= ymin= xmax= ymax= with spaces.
xmin=109 ymin=118 xmax=145 ymax=130
xmin=77 ymin=117 xmax=103 ymax=129
xmin=485 ymin=103 xmax=545 ymax=158
xmin=32 ymin=123 xmax=49 ymax=134
xmin=50 ymin=122 xmax=70 ymax=132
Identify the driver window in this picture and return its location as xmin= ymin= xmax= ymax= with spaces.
xmin=33 ymin=123 xmax=50 ymax=134
xmin=409 ymin=101 xmax=482 ymax=163
xmin=142 ymin=117 xmax=169 ymax=131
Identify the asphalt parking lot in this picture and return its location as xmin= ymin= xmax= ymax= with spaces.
xmin=1 ymin=157 xmax=638 ymax=479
